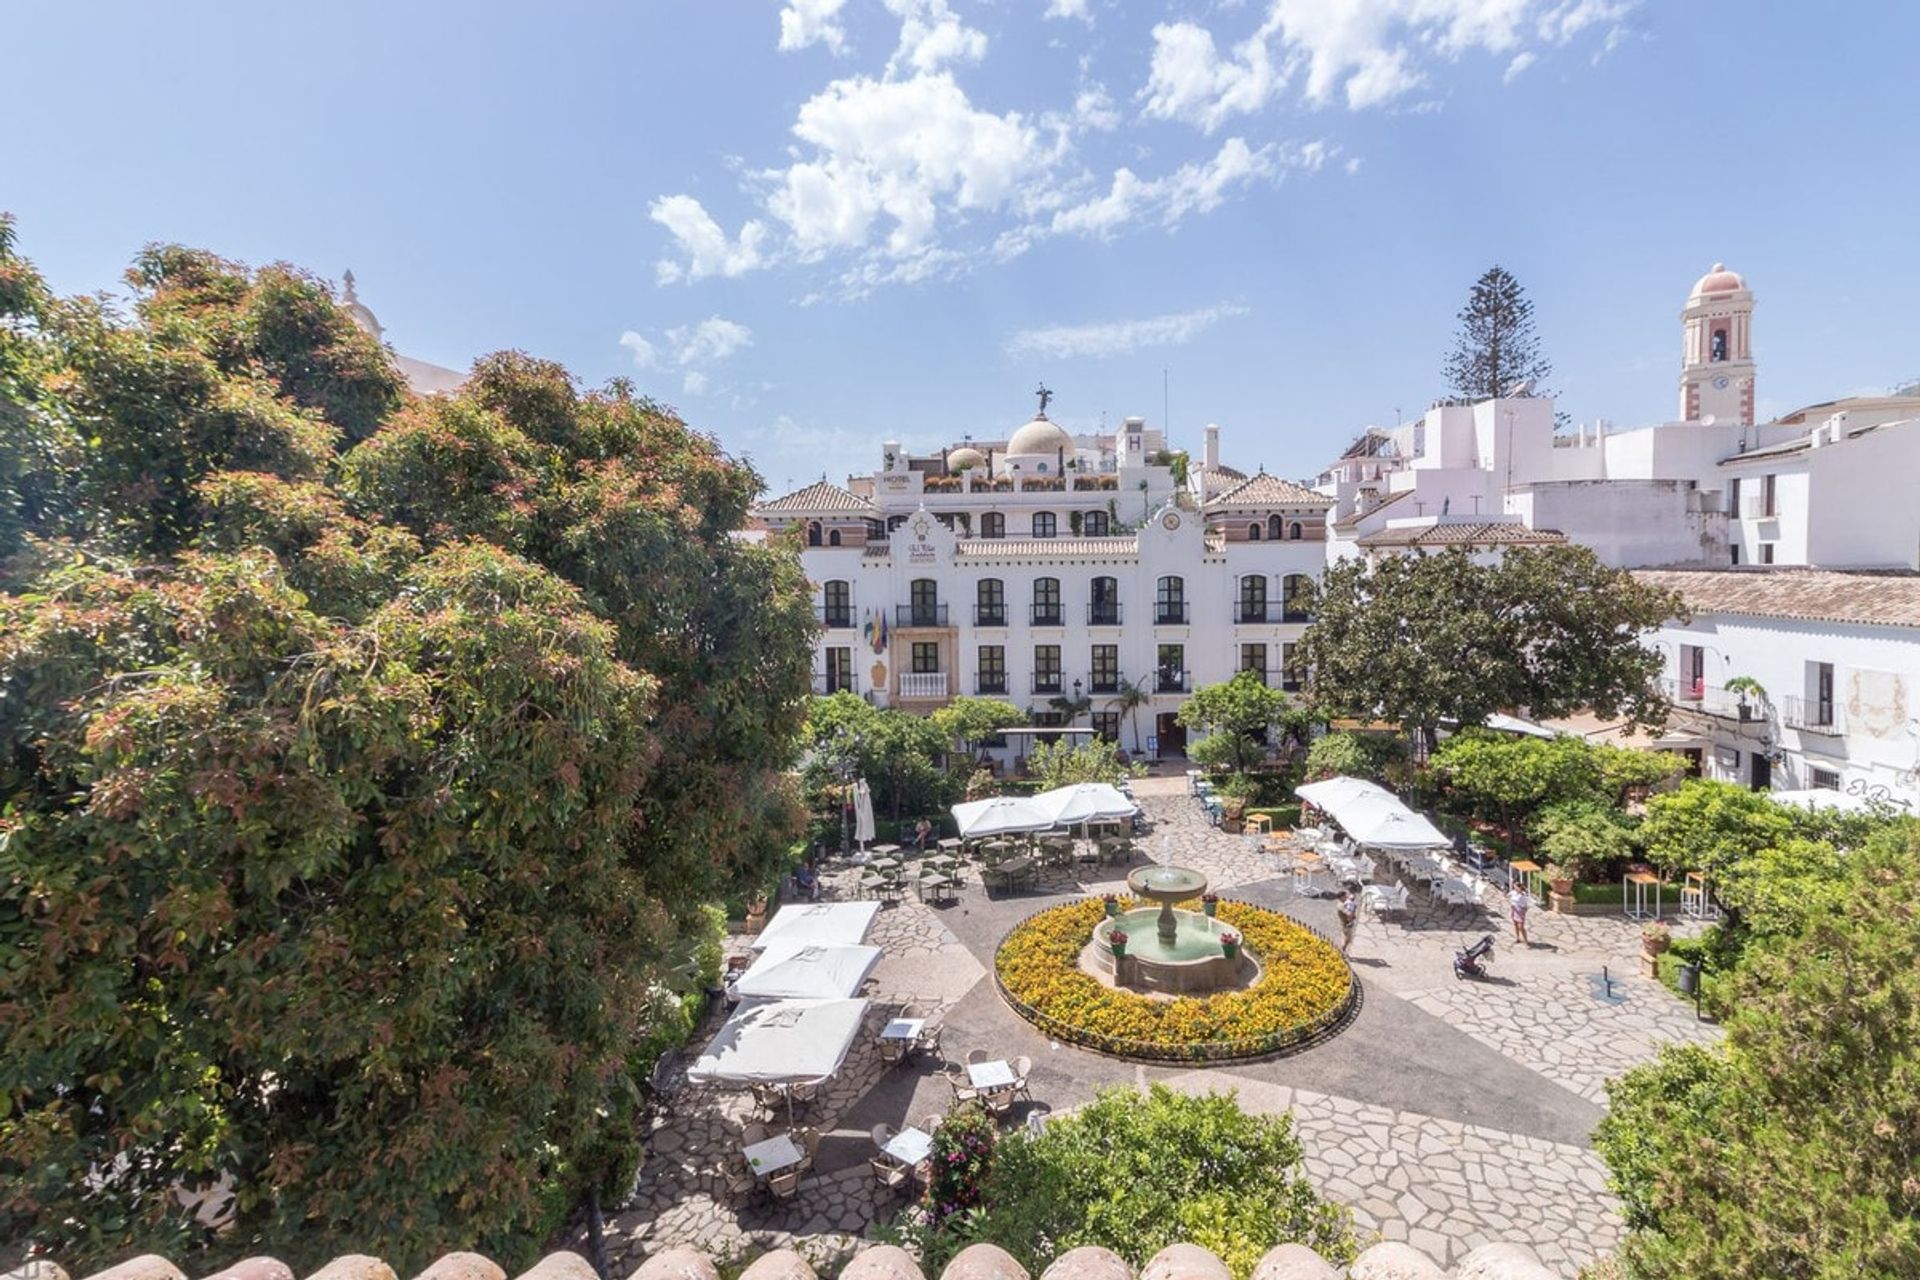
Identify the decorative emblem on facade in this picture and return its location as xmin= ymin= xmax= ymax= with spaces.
xmin=1162 ymin=512 xmax=1181 ymax=530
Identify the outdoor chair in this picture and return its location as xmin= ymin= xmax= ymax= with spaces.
xmin=788 ymin=1078 xmax=822 ymax=1105
xmin=768 ymin=1168 xmax=802 ymax=1200
xmin=722 ymin=1156 xmax=758 ymax=1203
xmin=870 ymin=1155 xmax=913 ymax=1195
xmin=878 ymin=1036 xmax=908 ymax=1065
xmin=983 ymin=1086 xmax=1017 ymax=1119
xmin=1012 ymin=1055 xmax=1033 ymax=1100
xmin=871 ymin=1123 xmax=897 ymax=1149
xmin=741 ymin=1121 xmax=773 ymax=1147
xmin=966 ymin=1048 xmax=990 ymax=1066
xmin=914 ymin=1019 xmax=944 ymax=1059
xmin=946 ymin=1068 xmax=978 ymax=1104
xmin=795 ymin=1126 xmax=822 ymax=1169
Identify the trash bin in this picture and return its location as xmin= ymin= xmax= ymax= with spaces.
xmin=1678 ymin=959 xmax=1701 ymax=997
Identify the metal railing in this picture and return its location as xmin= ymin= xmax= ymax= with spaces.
xmin=898 ymin=671 xmax=950 ymax=698
xmin=815 ymin=606 xmax=855 ymax=629
xmin=1087 ymin=603 xmax=1123 ymax=626
xmin=1089 ymin=673 xmax=1124 ymax=695
xmin=895 ymin=604 xmax=949 ymax=627
xmin=1659 ymin=677 xmax=1749 ymax=719
xmin=1031 ymin=673 xmax=1064 ymax=695
xmin=812 ymin=673 xmax=857 ymax=695
xmin=1030 ymin=604 xmax=1065 ymax=626
xmin=1156 ymin=668 xmax=1190 ymax=693
xmin=973 ymin=605 xmax=1008 ymax=626
xmin=1233 ymin=602 xmax=1278 ymax=623
xmin=975 ymin=672 xmax=1008 ymax=695
xmin=1154 ymin=603 xmax=1189 ymax=624
xmin=1781 ymin=693 xmax=1840 ymax=733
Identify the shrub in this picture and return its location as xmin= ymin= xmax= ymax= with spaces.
xmin=967 ymin=1086 xmax=1354 ymax=1278
xmin=1531 ymin=799 xmax=1638 ymax=882
xmin=1304 ymin=731 xmax=1405 ymax=784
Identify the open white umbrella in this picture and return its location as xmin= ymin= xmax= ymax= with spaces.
xmin=688 ymin=997 xmax=869 ymax=1085
xmin=853 ymin=778 xmax=876 ymax=848
xmin=1295 ymin=776 xmax=1393 ymax=815
xmin=1337 ymin=795 xmax=1451 ymax=849
xmin=1032 ymin=782 xmax=1139 ymax=828
xmin=952 ymin=794 xmax=1052 ymax=838
xmin=734 ymin=941 xmax=882 ymax=1000
xmin=751 ymin=900 xmax=881 ymax=951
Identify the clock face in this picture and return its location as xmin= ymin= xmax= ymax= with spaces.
xmin=1161 ymin=512 xmax=1181 ymax=531
xmin=1712 ymin=376 xmax=1730 ymax=390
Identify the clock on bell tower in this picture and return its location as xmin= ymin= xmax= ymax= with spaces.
xmin=1678 ymin=263 xmax=1756 ymax=425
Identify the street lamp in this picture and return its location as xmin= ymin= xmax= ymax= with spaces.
xmin=831 ymin=726 xmax=856 ymax=855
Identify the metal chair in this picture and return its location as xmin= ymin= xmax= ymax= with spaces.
xmin=871 ymin=1123 xmax=897 ymax=1149
xmin=870 ymin=1155 xmax=912 ymax=1194
xmin=1011 ymin=1054 xmax=1033 ymax=1100
xmin=741 ymin=1121 xmax=773 ymax=1147
xmin=767 ymin=1168 xmax=802 ymax=1200
xmin=966 ymin=1048 xmax=990 ymax=1066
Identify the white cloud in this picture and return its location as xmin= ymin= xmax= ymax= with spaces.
xmin=779 ymin=0 xmax=850 ymax=53
xmin=1138 ymin=0 xmax=1638 ymax=122
xmin=682 ymin=371 xmax=710 ymax=396
xmin=650 ymin=195 xmax=768 ymax=283
xmin=1005 ymin=302 xmax=1250 ymax=361
xmin=1071 ymin=85 xmax=1120 ymax=131
xmin=885 ymin=0 xmax=987 ymax=76
xmin=1042 ymin=137 xmax=1326 ymax=241
xmin=618 ymin=331 xmax=657 ymax=368
xmin=1045 ymin=0 xmax=1092 ymax=21
xmin=666 ymin=316 xmax=755 ymax=366
xmin=1503 ymin=50 xmax=1536 ymax=82
xmin=1344 ymin=155 xmax=1364 ymax=175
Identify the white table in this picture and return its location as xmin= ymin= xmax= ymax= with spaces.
xmin=882 ymin=1126 xmax=935 ymax=1166
xmin=743 ymin=1133 xmax=804 ymax=1175
xmin=880 ymin=1018 xmax=925 ymax=1042
xmin=967 ymin=1059 xmax=1016 ymax=1090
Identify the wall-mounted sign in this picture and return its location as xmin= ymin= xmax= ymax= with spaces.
xmin=879 ymin=473 xmax=914 ymax=492
xmin=908 ymin=543 xmax=938 ymax=564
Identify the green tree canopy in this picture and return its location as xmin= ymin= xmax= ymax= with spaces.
xmin=1300 ymin=546 xmax=1681 ymax=749
xmin=1595 ymin=820 xmax=1920 ymax=1277
xmin=1027 ymin=737 xmax=1134 ymax=789
xmin=1303 ymin=731 xmax=1406 ymax=784
xmin=1176 ymin=672 xmax=1310 ymax=774
xmin=931 ymin=696 xmax=1028 ymax=755
xmin=1441 ymin=264 xmax=1554 ymax=403
xmin=0 ymin=226 xmax=813 ymax=1270
xmin=802 ymin=692 xmax=954 ymax=818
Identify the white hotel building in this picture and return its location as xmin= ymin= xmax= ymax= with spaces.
xmin=758 ymin=263 xmax=1920 ymax=799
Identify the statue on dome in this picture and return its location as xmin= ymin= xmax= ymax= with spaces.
xmin=1035 ymin=382 xmax=1053 ymax=416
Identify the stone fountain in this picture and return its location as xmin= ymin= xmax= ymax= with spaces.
xmin=1089 ymin=864 xmax=1253 ymax=995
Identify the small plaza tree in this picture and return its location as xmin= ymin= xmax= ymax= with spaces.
xmin=1177 ymin=671 xmax=1311 ymax=774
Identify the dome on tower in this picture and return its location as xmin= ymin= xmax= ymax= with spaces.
xmin=1690 ymin=263 xmax=1747 ymax=298
xmin=1006 ymin=413 xmax=1073 ymax=456
xmin=339 ymin=270 xmax=384 ymax=339
xmin=948 ymin=446 xmax=985 ymax=470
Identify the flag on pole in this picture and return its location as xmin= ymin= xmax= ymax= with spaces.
xmin=876 ymin=612 xmax=889 ymax=654
xmin=862 ymin=609 xmax=874 ymax=649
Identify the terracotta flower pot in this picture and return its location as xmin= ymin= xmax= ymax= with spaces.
xmin=1548 ymin=878 xmax=1574 ymax=897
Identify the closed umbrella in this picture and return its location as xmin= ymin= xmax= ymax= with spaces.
xmin=854 ymin=778 xmax=876 ymax=848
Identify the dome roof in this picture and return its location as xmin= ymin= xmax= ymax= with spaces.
xmin=1690 ymin=263 xmax=1747 ymax=298
xmin=1006 ymin=413 xmax=1073 ymax=457
xmin=948 ymin=446 xmax=985 ymax=470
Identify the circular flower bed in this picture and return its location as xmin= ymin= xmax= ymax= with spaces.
xmin=994 ymin=897 xmax=1355 ymax=1061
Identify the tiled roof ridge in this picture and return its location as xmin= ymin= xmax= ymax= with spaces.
xmin=1355 ymin=523 xmax=1567 ymax=548
xmin=755 ymin=479 xmax=873 ymax=514
xmin=1633 ymin=565 xmax=1920 ymax=629
xmin=1204 ymin=472 xmax=1331 ymax=509
xmin=13 ymin=1236 xmax=1567 ymax=1280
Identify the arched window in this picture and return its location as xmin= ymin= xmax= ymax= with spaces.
xmin=1282 ymin=574 xmax=1314 ymax=622
xmin=1083 ymin=509 xmax=1109 ymax=536
xmin=980 ymin=511 xmax=1005 ymax=539
xmin=827 ymin=528 xmax=842 ymax=546
xmin=821 ymin=580 xmax=852 ymax=629
xmin=976 ymin=578 xmax=1006 ymax=626
xmin=1238 ymin=575 xmax=1268 ymax=623
xmin=908 ymin=578 xmax=941 ymax=626
xmin=1290 ymin=521 xmax=1303 ymax=541
xmin=1268 ymin=514 xmax=1283 ymax=540
xmin=1032 ymin=577 xmax=1062 ymax=626
xmin=807 ymin=521 xmax=822 ymax=547
xmin=1033 ymin=512 xmax=1057 ymax=538
xmin=1711 ymin=327 xmax=1728 ymax=362
xmin=1089 ymin=576 xmax=1119 ymax=626
xmin=1156 ymin=575 xmax=1186 ymax=625
xmin=1247 ymin=522 xmax=1262 ymax=541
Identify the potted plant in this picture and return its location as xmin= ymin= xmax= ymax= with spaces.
xmin=1642 ymin=921 xmax=1673 ymax=957
xmin=1219 ymin=930 xmax=1241 ymax=959
xmin=1103 ymin=892 xmax=1121 ymax=918
xmin=1725 ymin=675 xmax=1767 ymax=722
xmin=1543 ymin=863 xmax=1575 ymax=898
xmin=1109 ymin=928 xmax=1129 ymax=958
xmin=1201 ymin=892 xmax=1220 ymax=918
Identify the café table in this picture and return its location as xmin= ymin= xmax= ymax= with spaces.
xmin=743 ymin=1133 xmax=804 ymax=1178
xmin=967 ymin=1059 xmax=1016 ymax=1091
xmin=882 ymin=1126 xmax=935 ymax=1168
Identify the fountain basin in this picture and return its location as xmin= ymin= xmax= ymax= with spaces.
xmin=1094 ymin=907 xmax=1250 ymax=995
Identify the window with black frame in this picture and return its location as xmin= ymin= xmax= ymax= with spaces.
xmin=1032 ymin=577 xmax=1062 ymax=626
xmin=1238 ymin=575 xmax=1268 ymax=623
xmin=977 ymin=645 xmax=1006 ymax=694
xmin=1155 ymin=575 xmax=1186 ymax=624
xmin=976 ymin=577 xmax=1006 ymax=626
xmin=1091 ymin=644 xmax=1119 ymax=693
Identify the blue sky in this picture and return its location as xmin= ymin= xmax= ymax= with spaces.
xmin=8 ymin=2 xmax=1919 ymax=496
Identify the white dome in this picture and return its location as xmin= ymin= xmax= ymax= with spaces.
xmin=1006 ymin=413 xmax=1073 ymax=456
xmin=948 ymin=446 xmax=985 ymax=470
xmin=1690 ymin=262 xmax=1747 ymax=298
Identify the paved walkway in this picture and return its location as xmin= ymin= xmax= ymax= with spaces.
xmin=600 ymin=779 xmax=1718 ymax=1276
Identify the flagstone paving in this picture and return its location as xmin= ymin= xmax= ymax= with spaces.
xmin=598 ymin=772 xmax=1721 ymax=1276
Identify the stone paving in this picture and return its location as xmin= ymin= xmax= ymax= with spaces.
xmin=599 ymin=771 xmax=1721 ymax=1276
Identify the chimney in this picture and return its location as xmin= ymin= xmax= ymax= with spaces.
xmin=1204 ymin=423 xmax=1220 ymax=470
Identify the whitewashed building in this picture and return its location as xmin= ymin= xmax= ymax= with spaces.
xmin=750 ymin=407 xmax=1330 ymax=757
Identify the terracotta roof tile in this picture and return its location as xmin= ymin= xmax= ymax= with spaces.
xmin=753 ymin=480 xmax=873 ymax=514
xmin=1356 ymin=522 xmax=1566 ymax=548
xmin=1331 ymin=489 xmax=1409 ymax=531
xmin=955 ymin=536 xmax=1140 ymax=558
xmin=1632 ymin=567 xmax=1920 ymax=629
xmin=1205 ymin=472 xmax=1331 ymax=509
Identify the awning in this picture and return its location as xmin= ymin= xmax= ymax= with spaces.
xmin=1032 ymin=782 xmax=1138 ymax=827
xmin=952 ymin=795 xmax=1052 ymax=837
xmin=687 ymin=997 xmax=869 ymax=1085
xmin=751 ymin=900 xmax=880 ymax=951
xmin=734 ymin=941 xmax=882 ymax=1001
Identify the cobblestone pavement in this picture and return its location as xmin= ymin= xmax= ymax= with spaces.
xmin=601 ymin=774 xmax=1719 ymax=1275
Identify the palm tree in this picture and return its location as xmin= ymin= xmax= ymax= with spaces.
xmin=1107 ymin=676 xmax=1153 ymax=756
xmin=1047 ymin=691 xmax=1093 ymax=725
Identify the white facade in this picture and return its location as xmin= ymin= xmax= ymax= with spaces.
xmin=753 ymin=414 xmax=1329 ymax=758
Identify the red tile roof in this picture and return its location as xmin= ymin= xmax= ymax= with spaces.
xmin=1632 ymin=567 xmax=1920 ymax=629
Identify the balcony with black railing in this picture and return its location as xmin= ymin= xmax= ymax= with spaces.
xmin=1154 ymin=603 xmax=1189 ymax=624
xmin=812 ymin=672 xmax=858 ymax=695
xmin=1233 ymin=601 xmax=1280 ymax=624
xmin=975 ymin=672 xmax=1009 ymax=695
xmin=1782 ymin=693 xmax=1841 ymax=733
xmin=1031 ymin=673 xmax=1064 ymax=695
xmin=816 ymin=606 xmax=856 ymax=629
xmin=1030 ymin=604 xmax=1065 ymax=627
xmin=1087 ymin=603 xmax=1123 ymax=626
xmin=973 ymin=605 xmax=1008 ymax=627
xmin=1089 ymin=673 xmax=1123 ymax=695
xmin=1156 ymin=668 xmax=1190 ymax=694
xmin=895 ymin=604 xmax=950 ymax=627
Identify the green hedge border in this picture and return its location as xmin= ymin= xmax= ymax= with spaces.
xmin=992 ymin=898 xmax=1360 ymax=1064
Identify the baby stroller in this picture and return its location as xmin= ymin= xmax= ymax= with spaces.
xmin=1453 ymin=934 xmax=1495 ymax=980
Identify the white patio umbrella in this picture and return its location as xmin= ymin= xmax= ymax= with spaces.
xmin=1032 ymin=782 xmax=1139 ymax=828
xmin=1337 ymin=795 xmax=1451 ymax=849
xmin=751 ymin=900 xmax=881 ymax=951
xmin=687 ymin=997 xmax=870 ymax=1086
xmin=853 ymin=778 xmax=877 ymax=848
xmin=951 ymin=794 xmax=1052 ymax=838
xmin=734 ymin=941 xmax=882 ymax=1001
xmin=1295 ymin=776 xmax=1394 ymax=815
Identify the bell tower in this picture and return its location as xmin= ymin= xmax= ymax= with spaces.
xmin=1679 ymin=263 xmax=1756 ymax=425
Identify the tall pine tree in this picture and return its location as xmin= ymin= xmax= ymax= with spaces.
xmin=1441 ymin=265 xmax=1555 ymax=402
